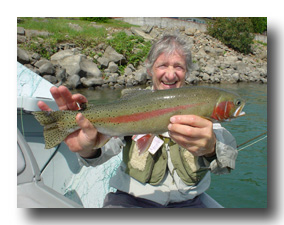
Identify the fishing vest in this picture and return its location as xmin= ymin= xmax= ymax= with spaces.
xmin=123 ymin=136 xmax=211 ymax=186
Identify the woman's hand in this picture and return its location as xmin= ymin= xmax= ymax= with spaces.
xmin=168 ymin=115 xmax=216 ymax=157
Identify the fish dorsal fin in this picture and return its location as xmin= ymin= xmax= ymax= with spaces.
xmin=121 ymin=88 xmax=153 ymax=99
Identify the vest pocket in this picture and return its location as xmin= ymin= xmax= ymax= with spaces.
xmin=148 ymin=145 xmax=168 ymax=185
xmin=171 ymin=145 xmax=209 ymax=185
xmin=124 ymin=140 xmax=157 ymax=184
xmin=123 ymin=138 xmax=209 ymax=186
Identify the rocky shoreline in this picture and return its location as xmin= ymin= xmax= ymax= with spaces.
xmin=17 ymin=24 xmax=267 ymax=90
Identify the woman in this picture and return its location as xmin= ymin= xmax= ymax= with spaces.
xmin=38 ymin=34 xmax=237 ymax=208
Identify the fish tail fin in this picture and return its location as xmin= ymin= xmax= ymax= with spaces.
xmin=33 ymin=111 xmax=57 ymax=125
xmin=32 ymin=111 xmax=74 ymax=149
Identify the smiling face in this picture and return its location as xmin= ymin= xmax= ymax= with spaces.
xmin=149 ymin=51 xmax=187 ymax=90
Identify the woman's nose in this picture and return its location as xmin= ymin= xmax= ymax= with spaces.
xmin=165 ymin=67 xmax=176 ymax=79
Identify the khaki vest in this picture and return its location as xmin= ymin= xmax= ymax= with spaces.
xmin=123 ymin=136 xmax=210 ymax=186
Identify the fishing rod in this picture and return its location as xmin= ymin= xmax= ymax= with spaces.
xmin=237 ymin=131 xmax=267 ymax=151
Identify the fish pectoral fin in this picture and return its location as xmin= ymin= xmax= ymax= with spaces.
xmin=200 ymin=116 xmax=215 ymax=122
xmin=136 ymin=134 xmax=155 ymax=155
xmin=95 ymin=135 xmax=111 ymax=149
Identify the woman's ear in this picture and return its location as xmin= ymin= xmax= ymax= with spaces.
xmin=147 ymin=68 xmax=153 ymax=77
xmin=145 ymin=59 xmax=152 ymax=77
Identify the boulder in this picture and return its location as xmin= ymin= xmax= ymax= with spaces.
xmin=184 ymin=28 xmax=196 ymax=36
xmin=149 ymin=28 xmax=160 ymax=39
xmin=17 ymin=35 xmax=26 ymax=44
xmin=196 ymin=48 xmax=207 ymax=59
xmin=57 ymin=54 xmax=102 ymax=78
xmin=103 ymin=46 xmax=126 ymax=64
xmin=50 ymin=49 xmax=75 ymax=61
xmin=57 ymin=54 xmax=86 ymax=77
xmin=97 ymin=57 xmax=109 ymax=68
xmin=222 ymin=73 xmax=239 ymax=83
xmin=236 ymin=62 xmax=247 ymax=74
xmin=203 ymin=65 xmax=215 ymax=75
xmin=258 ymin=67 xmax=267 ymax=77
xmin=201 ymin=73 xmax=210 ymax=81
xmin=55 ymin=68 xmax=67 ymax=83
xmin=68 ymin=23 xmax=83 ymax=31
xmin=215 ymin=48 xmax=224 ymax=56
xmin=224 ymin=56 xmax=239 ymax=67
xmin=108 ymin=62 xmax=119 ymax=73
xmin=260 ymin=78 xmax=267 ymax=84
xmin=89 ymin=22 xmax=103 ymax=29
xmin=81 ymin=77 xmax=104 ymax=87
xmin=124 ymin=67 xmax=133 ymax=76
xmin=127 ymin=64 xmax=136 ymax=71
xmin=43 ymin=75 xmax=57 ymax=84
xmin=250 ymin=71 xmax=261 ymax=80
xmin=25 ymin=29 xmax=51 ymax=38
xmin=258 ymin=51 xmax=267 ymax=61
xmin=186 ymin=75 xmax=198 ymax=84
xmin=125 ymin=76 xmax=137 ymax=87
xmin=134 ymin=68 xmax=148 ymax=84
xmin=124 ymin=29 xmax=133 ymax=36
xmin=39 ymin=62 xmax=55 ymax=75
xmin=34 ymin=59 xmax=50 ymax=68
xmin=107 ymin=73 xmax=119 ymax=83
xmin=141 ymin=25 xmax=153 ymax=33
xmin=17 ymin=27 xmax=25 ymax=35
xmin=117 ymin=76 xmax=126 ymax=85
xmin=67 ymin=74 xmax=81 ymax=89
xmin=114 ymin=83 xmax=123 ymax=89
xmin=17 ymin=48 xmax=30 ymax=64
xmin=130 ymin=27 xmax=154 ymax=41
xmin=232 ymin=73 xmax=240 ymax=82
xmin=31 ymin=53 xmax=41 ymax=61
xmin=80 ymin=58 xmax=102 ymax=78
xmin=190 ymin=62 xmax=200 ymax=72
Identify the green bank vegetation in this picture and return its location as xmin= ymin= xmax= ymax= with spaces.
xmin=18 ymin=17 xmax=267 ymax=64
xmin=207 ymin=17 xmax=267 ymax=54
xmin=17 ymin=17 xmax=150 ymax=70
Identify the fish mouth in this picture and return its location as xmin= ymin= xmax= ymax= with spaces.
xmin=234 ymin=104 xmax=246 ymax=117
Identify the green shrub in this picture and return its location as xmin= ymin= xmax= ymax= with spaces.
xmin=249 ymin=17 xmax=267 ymax=34
xmin=207 ymin=17 xmax=254 ymax=54
xmin=22 ymin=38 xmax=58 ymax=59
xmin=80 ymin=17 xmax=109 ymax=23
xmin=107 ymin=31 xmax=152 ymax=67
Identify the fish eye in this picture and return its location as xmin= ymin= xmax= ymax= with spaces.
xmin=235 ymin=99 xmax=242 ymax=106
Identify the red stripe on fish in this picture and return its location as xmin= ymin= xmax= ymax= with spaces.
xmin=95 ymin=102 xmax=205 ymax=124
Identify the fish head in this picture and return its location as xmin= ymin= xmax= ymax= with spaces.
xmin=211 ymin=94 xmax=246 ymax=121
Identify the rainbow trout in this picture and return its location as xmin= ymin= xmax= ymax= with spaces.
xmin=33 ymin=86 xmax=245 ymax=149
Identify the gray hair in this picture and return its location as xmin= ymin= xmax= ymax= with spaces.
xmin=145 ymin=33 xmax=192 ymax=77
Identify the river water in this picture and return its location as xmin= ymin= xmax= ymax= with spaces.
xmin=71 ymin=83 xmax=267 ymax=208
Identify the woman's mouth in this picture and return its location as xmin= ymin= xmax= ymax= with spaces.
xmin=161 ymin=81 xmax=178 ymax=89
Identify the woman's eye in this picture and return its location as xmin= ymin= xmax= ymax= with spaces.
xmin=175 ymin=66 xmax=184 ymax=71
